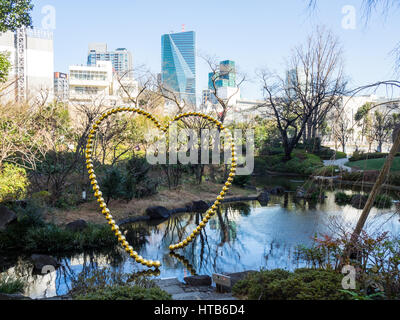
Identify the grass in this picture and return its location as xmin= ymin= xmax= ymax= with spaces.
xmin=345 ymin=157 xmax=400 ymax=172
xmin=0 ymin=276 xmax=24 ymax=294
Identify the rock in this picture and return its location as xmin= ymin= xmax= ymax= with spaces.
xmin=65 ymin=219 xmax=88 ymax=232
xmin=184 ymin=275 xmax=212 ymax=287
xmin=351 ymin=194 xmax=368 ymax=209
xmin=0 ymin=205 xmax=17 ymax=231
xmin=257 ymin=191 xmax=270 ymax=206
xmin=191 ymin=201 xmax=210 ymax=213
xmin=267 ymin=186 xmax=286 ymax=195
xmin=146 ymin=206 xmax=170 ymax=220
xmin=296 ymin=187 xmax=307 ymax=198
xmin=244 ymin=184 xmax=257 ymax=191
xmin=0 ymin=293 xmax=31 ymax=300
xmin=30 ymin=254 xmax=60 ymax=273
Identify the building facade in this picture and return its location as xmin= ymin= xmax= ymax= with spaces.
xmin=87 ymin=43 xmax=133 ymax=78
xmin=54 ymin=72 xmax=69 ymax=101
xmin=161 ymin=31 xmax=196 ymax=105
xmin=0 ymin=28 xmax=54 ymax=104
xmin=68 ymin=61 xmax=138 ymax=106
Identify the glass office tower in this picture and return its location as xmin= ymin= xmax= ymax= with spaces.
xmin=87 ymin=43 xmax=133 ymax=78
xmin=161 ymin=31 xmax=196 ymax=105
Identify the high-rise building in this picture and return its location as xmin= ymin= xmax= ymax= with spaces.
xmin=209 ymin=60 xmax=236 ymax=90
xmin=54 ymin=72 xmax=69 ymax=101
xmin=87 ymin=43 xmax=133 ymax=78
xmin=0 ymin=28 xmax=54 ymax=104
xmin=161 ymin=31 xmax=196 ymax=105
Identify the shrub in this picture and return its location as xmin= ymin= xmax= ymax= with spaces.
xmin=0 ymin=202 xmax=116 ymax=253
xmin=233 ymin=175 xmax=251 ymax=187
xmin=335 ymin=192 xmax=352 ymax=205
xmin=374 ymin=194 xmax=393 ymax=209
xmin=31 ymin=191 xmax=51 ymax=207
xmin=349 ymin=152 xmax=393 ymax=162
xmin=70 ymin=268 xmax=171 ymax=301
xmin=232 ymin=268 xmax=349 ymax=300
xmin=0 ymin=276 xmax=24 ymax=294
xmin=74 ymin=285 xmax=172 ymax=300
xmin=0 ymin=163 xmax=29 ymax=203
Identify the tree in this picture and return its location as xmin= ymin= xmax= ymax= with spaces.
xmin=258 ymin=27 xmax=346 ymax=160
xmin=0 ymin=0 xmax=33 ymax=32
xmin=329 ymin=105 xmax=354 ymax=153
xmin=355 ymin=102 xmax=400 ymax=152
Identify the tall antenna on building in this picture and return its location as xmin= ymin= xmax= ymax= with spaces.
xmin=182 ymin=24 xmax=186 ymax=32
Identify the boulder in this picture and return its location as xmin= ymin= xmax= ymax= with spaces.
xmin=65 ymin=219 xmax=88 ymax=232
xmin=257 ymin=191 xmax=270 ymax=206
xmin=30 ymin=254 xmax=60 ymax=273
xmin=351 ymin=194 xmax=369 ymax=209
xmin=0 ymin=293 xmax=31 ymax=300
xmin=191 ymin=201 xmax=210 ymax=213
xmin=0 ymin=205 xmax=17 ymax=231
xmin=146 ymin=206 xmax=170 ymax=220
xmin=184 ymin=275 xmax=212 ymax=287
xmin=296 ymin=187 xmax=307 ymax=198
xmin=267 ymin=186 xmax=286 ymax=195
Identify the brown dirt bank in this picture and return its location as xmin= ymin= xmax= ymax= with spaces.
xmin=44 ymin=182 xmax=258 ymax=226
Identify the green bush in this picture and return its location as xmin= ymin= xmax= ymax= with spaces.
xmin=70 ymin=268 xmax=171 ymax=301
xmin=0 ymin=276 xmax=24 ymax=294
xmin=232 ymin=268 xmax=349 ymax=300
xmin=233 ymin=175 xmax=251 ymax=187
xmin=349 ymin=152 xmax=392 ymax=162
xmin=335 ymin=192 xmax=352 ymax=205
xmin=0 ymin=163 xmax=29 ymax=203
xmin=374 ymin=194 xmax=393 ymax=209
xmin=74 ymin=285 xmax=172 ymax=300
xmin=31 ymin=191 xmax=51 ymax=206
xmin=0 ymin=202 xmax=117 ymax=254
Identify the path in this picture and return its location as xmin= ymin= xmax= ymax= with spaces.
xmin=323 ymin=158 xmax=353 ymax=172
xmin=154 ymin=278 xmax=237 ymax=300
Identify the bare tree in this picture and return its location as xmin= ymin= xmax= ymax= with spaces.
xmin=202 ymin=55 xmax=246 ymax=124
xmin=257 ymin=27 xmax=346 ymax=160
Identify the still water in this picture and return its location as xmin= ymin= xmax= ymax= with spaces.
xmin=2 ymin=188 xmax=400 ymax=299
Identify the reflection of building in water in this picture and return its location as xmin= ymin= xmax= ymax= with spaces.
xmin=1 ymin=264 xmax=56 ymax=299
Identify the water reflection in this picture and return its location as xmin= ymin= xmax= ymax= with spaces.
xmin=2 ymin=191 xmax=399 ymax=298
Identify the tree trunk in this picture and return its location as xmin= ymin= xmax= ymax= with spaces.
xmin=350 ymin=130 xmax=400 ymax=244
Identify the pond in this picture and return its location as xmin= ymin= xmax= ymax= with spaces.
xmin=2 ymin=180 xmax=400 ymax=299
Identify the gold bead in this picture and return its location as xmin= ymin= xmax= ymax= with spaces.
xmin=169 ymin=245 xmax=175 ymax=251
xmin=91 ymin=180 xmax=98 ymax=186
xmin=102 ymin=208 xmax=110 ymax=215
xmin=183 ymin=240 xmax=188 ymax=246
xmin=108 ymin=219 xmax=115 ymax=225
xmin=199 ymin=222 xmax=206 ymax=228
xmin=154 ymin=261 xmax=161 ymax=268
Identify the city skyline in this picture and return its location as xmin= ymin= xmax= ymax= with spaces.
xmin=29 ymin=0 xmax=400 ymax=101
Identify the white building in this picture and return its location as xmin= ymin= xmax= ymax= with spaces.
xmin=0 ymin=28 xmax=54 ymax=104
xmin=68 ymin=61 xmax=138 ymax=106
xmin=54 ymin=72 xmax=69 ymax=102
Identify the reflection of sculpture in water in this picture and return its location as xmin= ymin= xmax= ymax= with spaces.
xmin=169 ymin=252 xmax=197 ymax=276
xmin=127 ymin=269 xmax=161 ymax=283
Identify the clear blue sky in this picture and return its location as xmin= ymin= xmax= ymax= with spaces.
xmin=31 ymin=0 xmax=400 ymax=100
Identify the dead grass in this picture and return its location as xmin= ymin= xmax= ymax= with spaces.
xmin=44 ymin=181 xmax=257 ymax=226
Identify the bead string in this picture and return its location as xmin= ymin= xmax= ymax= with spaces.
xmin=86 ymin=107 xmax=237 ymax=269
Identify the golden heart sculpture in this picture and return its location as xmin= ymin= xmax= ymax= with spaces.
xmin=85 ymin=107 xmax=237 ymax=269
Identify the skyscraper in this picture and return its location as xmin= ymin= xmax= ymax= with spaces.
xmin=161 ymin=31 xmax=196 ymax=105
xmin=87 ymin=43 xmax=133 ymax=78
xmin=209 ymin=60 xmax=236 ymax=90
